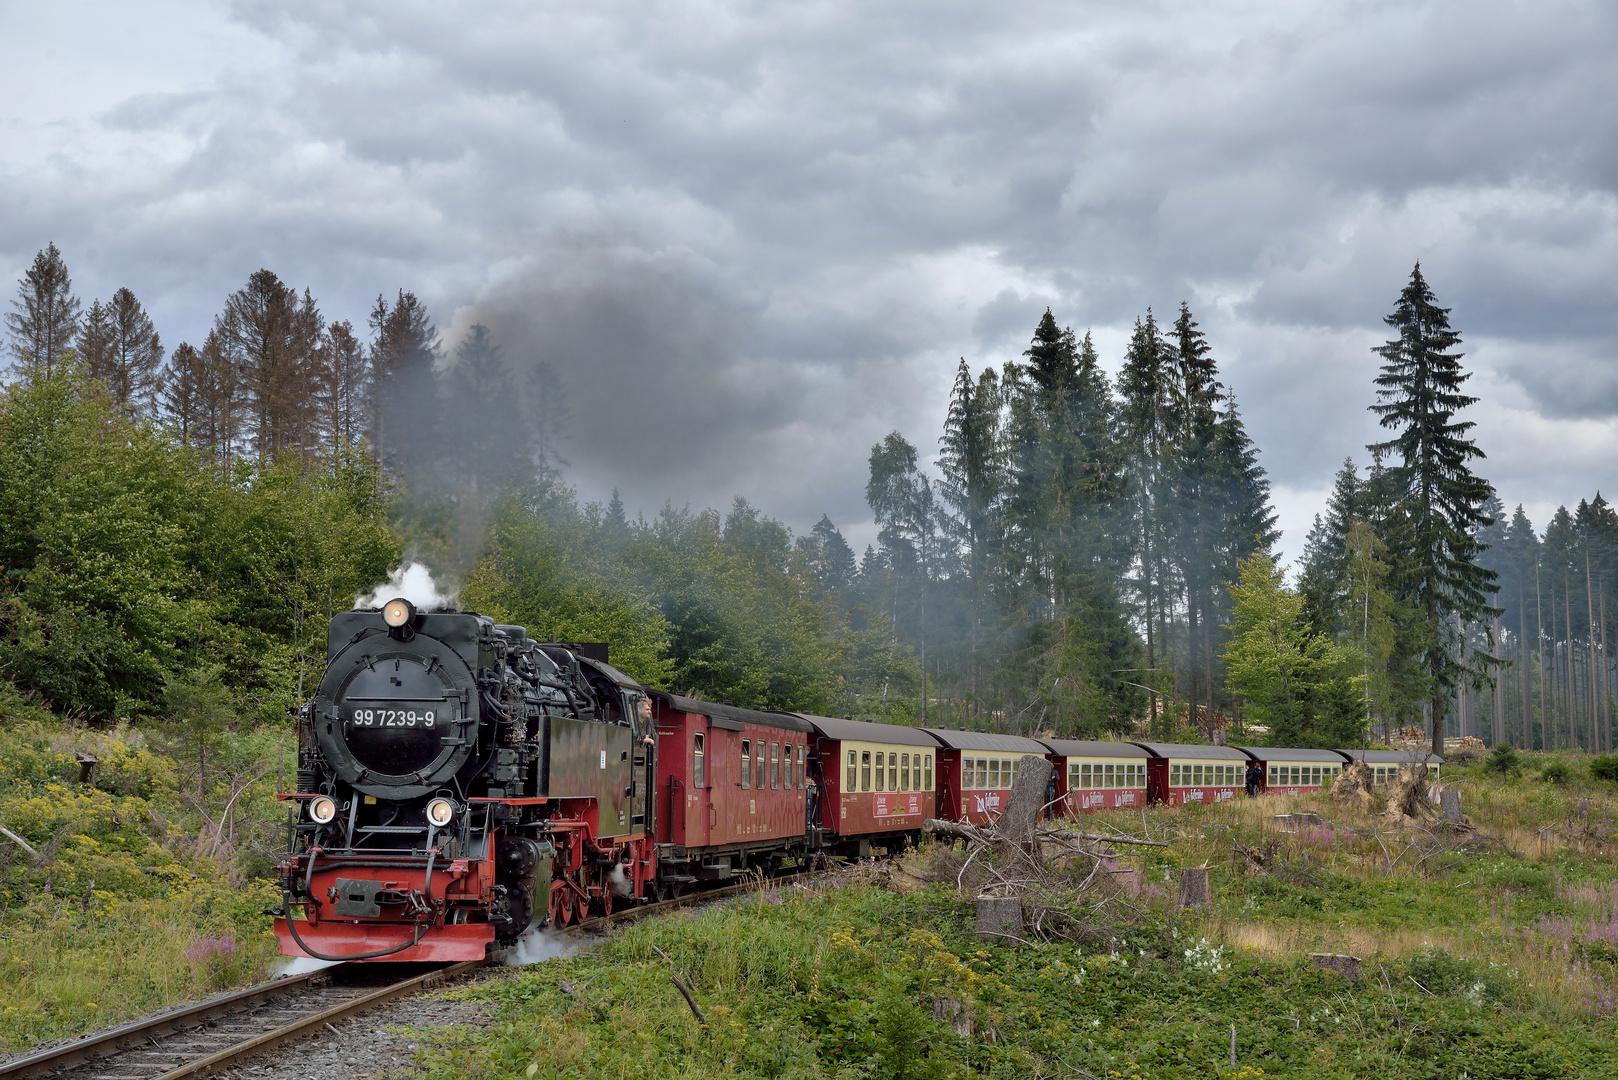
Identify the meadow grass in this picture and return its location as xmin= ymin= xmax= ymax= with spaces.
xmin=423 ymin=753 xmax=1618 ymax=1079
xmin=0 ymin=713 xmax=284 ymax=1052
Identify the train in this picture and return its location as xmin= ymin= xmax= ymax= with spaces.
xmin=273 ymin=600 xmax=1441 ymax=962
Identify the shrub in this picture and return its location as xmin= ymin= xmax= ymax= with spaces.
xmin=1541 ymin=761 xmax=1572 ymax=786
xmin=1486 ymin=742 xmax=1521 ymax=776
xmin=1590 ymin=755 xmax=1618 ymax=783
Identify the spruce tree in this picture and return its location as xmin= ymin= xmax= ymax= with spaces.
xmin=78 ymin=288 xmax=164 ymax=415
xmin=217 ymin=272 xmax=323 ymax=460
xmin=4 ymin=243 xmax=80 ymax=380
xmin=1298 ymin=459 xmax=1364 ymax=636
xmin=938 ymin=357 xmax=1003 ymax=678
xmin=1117 ymin=310 xmax=1175 ymax=708
xmin=316 ymin=320 xmax=369 ymax=454
xmin=1499 ymin=506 xmax=1541 ymax=748
xmin=1369 ymin=264 xmax=1499 ymax=755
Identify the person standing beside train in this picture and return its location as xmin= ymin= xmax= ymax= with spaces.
xmin=1245 ymin=759 xmax=1263 ymax=797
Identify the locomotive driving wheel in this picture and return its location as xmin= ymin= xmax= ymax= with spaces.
xmin=548 ymin=880 xmax=573 ymax=927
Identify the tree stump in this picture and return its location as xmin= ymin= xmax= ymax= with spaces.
xmin=975 ymin=895 xmax=1024 ymax=942
xmin=1309 ymin=952 xmax=1363 ymax=981
xmin=1440 ymin=788 xmax=1462 ymax=823
xmin=998 ymin=755 xmax=1055 ymax=844
xmin=1177 ymin=866 xmax=1211 ymax=909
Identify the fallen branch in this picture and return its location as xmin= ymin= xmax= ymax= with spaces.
xmin=653 ymin=945 xmax=710 ymax=1038
xmin=0 ymin=825 xmax=38 ymax=859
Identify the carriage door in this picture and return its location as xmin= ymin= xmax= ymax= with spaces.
xmin=681 ymin=724 xmax=714 ymax=847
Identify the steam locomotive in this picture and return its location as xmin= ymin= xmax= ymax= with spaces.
xmin=275 ymin=599 xmax=1437 ymax=963
xmin=275 ymin=599 xmax=656 ymax=962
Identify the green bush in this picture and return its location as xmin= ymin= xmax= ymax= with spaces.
xmin=1486 ymin=742 xmax=1521 ymax=776
xmin=1590 ymin=754 xmax=1618 ymax=783
xmin=1540 ymin=761 xmax=1572 ymax=786
xmin=1402 ymin=946 xmax=1518 ymax=1005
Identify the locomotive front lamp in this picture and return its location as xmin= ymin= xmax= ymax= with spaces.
xmin=382 ymin=597 xmax=416 ymax=628
xmin=309 ymin=795 xmax=338 ymax=824
xmin=426 ymin=797 xmax=456 ymax=828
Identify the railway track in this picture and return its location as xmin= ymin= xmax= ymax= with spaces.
xmin=0 ymin=960 xmax=483 ymax=1080
xmin=0 ymin=868 xmax=818 ymax=1080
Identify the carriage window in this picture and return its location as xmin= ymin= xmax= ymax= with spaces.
xmin=784 ymin=744 xmax=793 ymax=789
xmin=1068 ymin=762 xmax=1080 ymax=788
xmin=874 ymin=752 xmax=885 ymax=791
xmin=741 ymin=740 xmax=751 ymax=789
xmin=861 ymin=751 xmax=872 ymax=792
xmin=1080 ymin=763 xmax=1092 ymax=788
xmin=961 ymin=758 xmax=973 ymax=788
xmin=988 ymin=759 xmax=1000 ymax=789
xmin=757 ymin=744 xmax=767 ymax=790
xmin=889 ymin=756 xmax=898 ymax=791
xmin=975 ymin=758 xmax=988 ymax=788
xmin=1102 ymin=763 xmax=1113 ymax=789
xmin=798 ymin=745 xmax=805 ymax=787
xmin=924 ymin=755 xmax=933 ymax=790
xmin=901 ymin=753 xmax=910 ymax=791
xmin=693 ymin=733 xmax=706 ymax=789
xmin=847 ymin=750 xmax=857 ymax=791
xmin=1006 ymin=760 xmax=1015 ymax=788
xmin=770 ymin=743 xmax=780 ymax=789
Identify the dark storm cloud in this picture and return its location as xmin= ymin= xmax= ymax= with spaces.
xmin=4 ymin=0 xmax=1618 ymax=547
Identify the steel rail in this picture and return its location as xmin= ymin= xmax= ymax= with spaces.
xmin=0 ymin=967 xmax=339 ymax=1080
xmin=151 ymin=959 xmax=484 ymax=1080
xmin=1 ymin=866 xmax=836 ymax=1079
xmin=0 ymin=960 xmax=486 ymax=1080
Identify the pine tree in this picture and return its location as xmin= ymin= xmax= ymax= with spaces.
xmin=217 ymin=272 xmax=323 ymax=460
xmin=938 ymin=358 xmax=1003 ymax=672
xmin=1117 ymin=310 xmax=1176 ymax=708
xmin=161 ymin=342 xmax=203 ymax=447
xmin=5 ymin=243 xmax=81 ymax=380
xmin=316 ymin=320 xmax=369 ymax=453
xmin=867 ymin=431 xmax=942 ymax=721
xmin=77 ymin=288 xmax=164 ymax=415
xmin=1369 ymin=264 xmax=1499 ymax=755
xmin=1298 ymin=459 xmax=1364 ymax=636
xmin=1499 ymin=506 xmax=1541 ymax=748
xmin=1165 ymin=302 xmax=1227 ymax=733
xmin=368 ymin=290 xmax=440 ymax=473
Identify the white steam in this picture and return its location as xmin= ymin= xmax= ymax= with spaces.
xmin=504 ymin=927 xmax=582 ymax=966
xmin=275 ymin=955 xmax=342 ymax=977
xmin=354 ymin=562 xmax=457 ymax=611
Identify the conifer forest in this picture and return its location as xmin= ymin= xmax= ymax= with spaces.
xmin=2 ymin=243 xmax=1610 ymax=756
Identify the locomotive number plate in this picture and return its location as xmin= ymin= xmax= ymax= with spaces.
xmin=349 ymin=708 xmax=437 ymax=728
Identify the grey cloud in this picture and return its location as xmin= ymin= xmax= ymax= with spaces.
xmin=4 ymin=0 xmax=1618 ymax=549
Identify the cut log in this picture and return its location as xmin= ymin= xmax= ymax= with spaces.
xmin=975 ymin=894 xmax=1024 ymax=940
xmin=1177 ymin=866 xmax=1211 ymax=909
xmin=1309 ymin=952 xmax=1363 ymax=981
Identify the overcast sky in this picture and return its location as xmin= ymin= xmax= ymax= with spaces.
xmin=3 ymin=0 xmax=1615 ymax=559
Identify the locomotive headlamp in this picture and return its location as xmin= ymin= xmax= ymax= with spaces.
xmin=382 ymin=597 xmax=416 ymax=629
xmin=309 ymin=795 xmax=338 ymax=824
xmin=426 ymin=797 xmax=457 ymax=828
